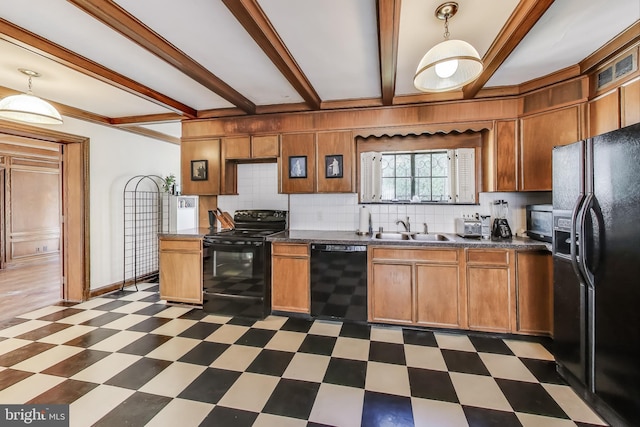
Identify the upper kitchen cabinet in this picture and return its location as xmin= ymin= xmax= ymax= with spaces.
xmin=622 ymin=78 xmax=640 ymax=127
xmin=316 ymin=131 xmax=355 ymax=193
xmin=220 ymin=135 xmax=280 ymax=194
xmin=251 ymin=135 xmax=280 ymax=159
xmin=280 ymin=131 xmax=355 ymax=194
xmin=181 ymin=138 xmax=220 ymax=196
xmin=222 ymin=135 xmax=279 ymax=160
xmin=280 ymin=133 xmax=316 ymax=193
xmin=484 ymin=120 xmax=518 ymax=192
xmin=520 ymin=105 xmax=581 ymax=191
xmin=588 ymin=90 xmax=621 ymax=137
xmin=222 ymin=136 xmax=251 ymax=160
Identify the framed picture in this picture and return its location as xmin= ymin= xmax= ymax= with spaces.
xmin=190 ymin=159 xmax=208 ymax=181
xmin=288 ymin=156 xmax=307 ymax=178
xmin=325 ymin=154 xmax=343 ymax=179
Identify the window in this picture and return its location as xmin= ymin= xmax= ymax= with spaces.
xmin=381 ymin=151 xmax=449 ymax=202
xmin=360 ymin=148 xmax=476 ymax=204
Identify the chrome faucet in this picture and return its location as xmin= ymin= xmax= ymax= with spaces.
xmin=423 ymin=222 xmax=429 ymax=234
xmin=396 ymin=217 xmax=410 ymax=232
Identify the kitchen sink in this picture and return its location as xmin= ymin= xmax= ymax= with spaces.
xmin=374 ymin=232 xmax=411 ymax=240
xmin=373 ymin=232 xmax=452 ymax=242
xmin=411 ymin=233 xmax=451 ymax=242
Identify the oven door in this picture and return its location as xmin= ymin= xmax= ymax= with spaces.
xmin=202 ymin=239 xmax=269 ymax=318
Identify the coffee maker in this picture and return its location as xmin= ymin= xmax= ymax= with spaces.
xmin=491 ymin=200 xmax=512 ymax=240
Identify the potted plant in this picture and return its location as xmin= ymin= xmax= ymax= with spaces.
xmin=162 ymin=173 xmax=176 ymax=194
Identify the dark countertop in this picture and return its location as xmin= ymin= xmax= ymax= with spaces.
xmin=158 ymin=227 xmax=211 ymax=238
xmin=159 ymin=228 xmax=551 ymax=251
xmin=267 ymin=230 xmax=551 ymax=251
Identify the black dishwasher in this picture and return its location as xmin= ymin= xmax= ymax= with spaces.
xmin=310 ymin=244 xmax=367 ymax=322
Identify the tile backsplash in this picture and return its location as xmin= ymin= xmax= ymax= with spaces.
xmin=218 ymin=163 xmax=551 ymax=236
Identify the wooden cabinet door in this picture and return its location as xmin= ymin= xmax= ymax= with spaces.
xmin=495 ymin=120 xmax=517 ymax=192
xmin=369 ymin=262 xmax=413 ymax=324
xmin=252 ymin=135 xmax=279 ymax=158
xmin=272 ymin=243 xmax=310 ymax=313
xmin=415 ymin=264 xmax=460 ymax=328
xmin=588 ymin=91 xmax=620 ymax=137
xmin=222 ymin=136 xmax=251 ymax=159
xmin=159 ymin=238 xmax=202 ymax=304
xmin=280 ymin=133 xmax=315 ymax=193
xmin=520 ymin=106 xmax=581 ymax=191
xmin=621 ymin=78 xmax=640 ymax=127
xmin=467 ymin=266 xmax=511 ymax=333
xmin=316 ymin=131 xmax=354 ymax=193
xmin=516 ymin=251 xmax=553 ymax=335
xmin=181 ymin=139 xmax=220 ymax=195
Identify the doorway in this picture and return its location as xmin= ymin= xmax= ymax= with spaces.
xmin=0 ymin=120 xmax=89 ymax=321
xmin=0 ymin=138 xmax=63 ymax=320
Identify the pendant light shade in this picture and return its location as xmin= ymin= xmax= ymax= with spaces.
xmin=414 ymin=2 xmax=483 ymax=93
xmin=0 ymin=69 xmax=63 ymax=125
xmin=414 ymin=39 xmax=483 ymax=92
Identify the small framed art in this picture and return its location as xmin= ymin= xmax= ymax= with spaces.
xmin=325 ymin=154 xmax=343 ymax=178
xmin=288 ymin=156 xmax=307 ymax=179
xmin=191 ymin=159 xmax=208 ymax=181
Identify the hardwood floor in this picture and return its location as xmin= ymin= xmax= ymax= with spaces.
xmin=0 ymin=256 xmax=62 ymax=323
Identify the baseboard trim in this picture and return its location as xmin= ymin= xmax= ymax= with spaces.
xmin=89 ymin=273 xmax=158 ymax=298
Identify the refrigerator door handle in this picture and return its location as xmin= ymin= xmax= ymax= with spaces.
xmin=578 ymin=193 xmax=595 ymax=289
xmin=583 ymin=196 xmax=604 ymax=280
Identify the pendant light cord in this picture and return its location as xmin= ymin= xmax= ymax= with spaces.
xmin=443 ymin=14 xmax=450 ymax=40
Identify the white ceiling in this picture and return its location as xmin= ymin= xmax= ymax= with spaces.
xmin=0 ymin=0 xmax=638 ymax=141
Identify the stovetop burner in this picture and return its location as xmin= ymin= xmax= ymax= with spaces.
xmin=205 ymin=209 xmax=287 ymax=242
xmin=207 ymin=229 xmax=280 ymax=239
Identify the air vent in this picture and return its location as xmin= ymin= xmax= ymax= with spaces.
xmin=596 ymin=51 xmax=638 ymax=91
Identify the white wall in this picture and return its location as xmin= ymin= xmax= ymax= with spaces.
xmin=34 ymin=117 xmax=180 ymax=290
xmin=217 ymin=163 xmax=551 ymax=236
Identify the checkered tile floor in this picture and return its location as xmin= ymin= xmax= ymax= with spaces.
xmin=0 ymin=283 xmax=607 ymax=427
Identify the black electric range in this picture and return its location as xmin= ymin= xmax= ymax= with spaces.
xmin=202 ymin=209 xmax=287 ymax=319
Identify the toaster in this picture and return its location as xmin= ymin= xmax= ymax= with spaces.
xmin=455 ymin=217 xmax=482 ymax=238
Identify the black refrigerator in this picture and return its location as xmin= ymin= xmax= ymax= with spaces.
xmin=552 ymin=122 xmax=640 ymax=426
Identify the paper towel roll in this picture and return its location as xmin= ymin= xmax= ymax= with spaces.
xmin=358 ymin=206 xmax=370 ymax=234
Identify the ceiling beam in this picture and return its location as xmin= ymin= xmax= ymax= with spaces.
xmin=222 ymin=0 xmax=321 ymax=110
xmin=0 ymin=18 xmax=197 ymax=118
xmin=0 ymin=86 xmax=178 ymax=144
xmin=0 ymin=85 xmax=109 ymax=126
xmin=120 ymin=126 xmax=180 ymax=145
xmin=377 ymin=0 xmax=401 ymax=106
xmin=111 ymin=113 xmax=183 ymax=126
xmin=462 ymin=0 xmax=555 ymax=99
xmin=67 ymin=0 xmax=256 ymax=115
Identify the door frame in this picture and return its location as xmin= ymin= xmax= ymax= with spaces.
xmin=0 ymin=120 xmax=89 ymax=301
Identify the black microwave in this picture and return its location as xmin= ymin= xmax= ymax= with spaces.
xmin=526 ymin=204 xmax=553 ymax=243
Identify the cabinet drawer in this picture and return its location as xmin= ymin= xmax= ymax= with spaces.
xmin=160 ymin=238 xmax=201 ymax=252
xmin=272 ymin=243 xmax=309 ymax=256
xmin=371 ymin=247 xmax=458 ymax=263
xmin=467 ymin=249 xmax=509 ymax=265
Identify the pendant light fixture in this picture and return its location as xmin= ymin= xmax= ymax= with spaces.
xmin=0 ymin=68 xmax=63 ymax=125
xmin=414 ymin=2 xmax=483 ymax=93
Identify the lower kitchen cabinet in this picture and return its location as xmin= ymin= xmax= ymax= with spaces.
xmin=370 ymin=262 xmax=413 ymax=324
xmin=466 ymin=249 xmax=516 ymax=333
xmin=159 ymin=237 xmax=203 ymax=304
xmin=416 ymin=263 xmax=463 ymax=328
xmin=369 ymin=247 xmax=464 ymax=328
xmin=516 ymin=250 xmax=553 ymax=335
xmin=271 ymin=243 xmax=310 ymax=314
